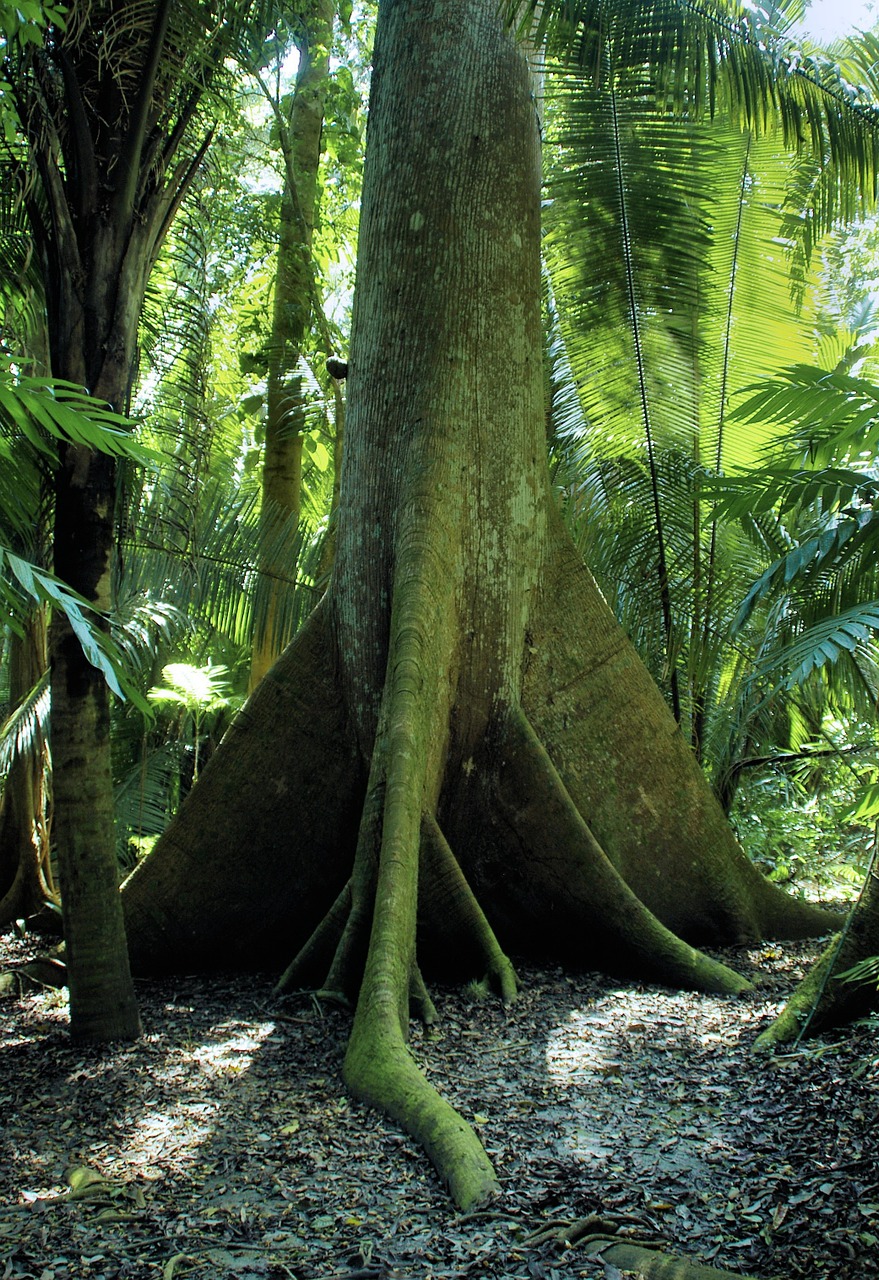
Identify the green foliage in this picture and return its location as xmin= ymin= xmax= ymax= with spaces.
xmin=0 ymin=369 xmax=155 ymax=465
xmin=0 ymin=668 xmax=48 ymax=782
xmin=1 ymin=549 xmax=131 ymax=701
xmin=0 ymin=365 xmax=160 ymax=704
xmin=0 ymin=1 xmax=65 ymax=142
xmin=528 ymin=0 xmax=879 ymax=226
xmin=533 ymin=0 xmax=879 ymax=873
xmin=540 ymin=2 xmax=859 ymax=770
xmin=731 ymin=745 xmax=875 ymax=898
xmin=836 ymin=954 xmax=879 ymax=987
xmin=149 ymin=661 xmax=238 ymax=719
xmin=0 ymin=0 xmax=64 ymax=43
xmin=6 ymin=0 xmax=878 ymax=898
xmin=707 ymin=361 xmax=879 ymax=708
xmin=844 ymin=779 xmax=879 ymax=822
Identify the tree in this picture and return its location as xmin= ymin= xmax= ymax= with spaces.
xmin=118 ymin=0 xmax=876 ymax=1211
xmin=248 ymin=0 xmax=337 ymax=688
xmin=0 ymin=368 xmax=153 ymax=926
xmin=7 ymin=0 xmax=275 ymax=1040
xmin=703 ymin=363 xmax=879 ymax=1044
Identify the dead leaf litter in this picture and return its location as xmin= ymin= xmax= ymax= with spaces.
xmin=1 ymin=933 xmax=877 ymax=1280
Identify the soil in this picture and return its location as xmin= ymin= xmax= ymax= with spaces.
xmin=1 ymin=930 xmax=877 ymax=1280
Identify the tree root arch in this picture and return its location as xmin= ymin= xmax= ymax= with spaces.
xmin=274 ymin=690 xmax=753 ymax=1208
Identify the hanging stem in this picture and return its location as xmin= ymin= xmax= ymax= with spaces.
xmin=610 ymin=86 xmax=680 ymax=722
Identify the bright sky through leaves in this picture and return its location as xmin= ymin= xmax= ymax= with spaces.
xmin=794 ymin=0 xmax=877 ymax=40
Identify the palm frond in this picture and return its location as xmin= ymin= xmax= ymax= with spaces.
xmin=0 ymin=670 xmax=49 ymax=778
xmin=0 ymin=368 xmax=154 ymax=463
xmin=731 ymin=364 xmax=879 ymax=462
xmin=113 ymin=742 xmax=183 ymax=868
xmin=757 ymin=604 xmax=879 ymax=688
xmin=527 ymin=0 xmax=879 ymax=225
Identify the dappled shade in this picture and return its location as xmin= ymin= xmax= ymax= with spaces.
xmin=122 ymin=0 xmax=840 ymax=1215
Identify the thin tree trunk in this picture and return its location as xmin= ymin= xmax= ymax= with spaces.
xmin=21 ymin=0 xmax=229 ymax=1040
xmin=0 ymin=609 xmax=54 ymax=925
xmin=44 ymin=200 xmax=148 ymax=1039
xmin=50 ymin=439 xmax=141 ymax=1040
xmin=250 ymin=1 xmax=334 ymax=688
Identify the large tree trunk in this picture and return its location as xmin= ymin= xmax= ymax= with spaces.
xmin=122 ymin=0 xmax=838 ymax=1208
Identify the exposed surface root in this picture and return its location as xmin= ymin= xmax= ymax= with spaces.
xmin=584 ymin=1238 xmax=765 ymax=1279
xmin=0 ymin=953 xmax=67 ymax=996
xmin=409 ymin=965 xmax=438 ymax=1026
xmin=2 ymin=929 xmax=873 ymax=1278
xmin=522 ymin=1214 xmax=768 ymax=1275
xmin=420 ymin=816 xmax=518 ymax=1002
xmin=275 ymin=881 xmax=352 ymax=994
xmin=756 ymin=863 xmax=879 ymax=1048
xmin=344 ymin=1026 xmax=500 ymax=1211
xmin=492 ymin=708 xmax=753 ymax=996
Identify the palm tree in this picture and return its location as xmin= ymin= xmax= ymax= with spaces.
xmin=6 ymin=0 xmax=277 ymax=1040
xmin=703 ymin=360 xmax=879 ymax=1044
xmin=0 ymin=363 xmax=166 ymax=924
xmin=540 ymin=0 xmax=879 ymax=799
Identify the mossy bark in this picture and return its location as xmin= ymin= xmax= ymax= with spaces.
xmin=123 ymin=599 xmax=363 ymax=973
xmin=585 ymin=1239 xmax=764 ymax=1280
xmin=52 ymin=441 xmax=141 ymax=1042
xmin=122 ymin=0 xmax=837 ymax=1208
xmin=0 ymin=611 xmax=55 ymax=926
xmin=250 ymin=0 xmax=334 ymax=689
xmin=755 ymin=861 xmax=879 ymax=1049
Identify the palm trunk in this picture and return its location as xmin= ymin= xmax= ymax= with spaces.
xmin=43 ymin=200 xmax=150 ymax=1040
xmin=51 ymin=440 xmax=141 ymax=1040
xmin=21 ymin=0 xmax=226 ymax=1040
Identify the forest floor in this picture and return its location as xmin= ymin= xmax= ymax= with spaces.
xmin=0 ymin=930 xmax=877 ymax=1280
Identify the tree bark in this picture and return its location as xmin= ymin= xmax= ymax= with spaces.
xmin=51 ymin=439 xmax=141 ymax=1041
xmin=122 ymin=0 xmax=839 ymax=1207
xmin=250 ymin=0 xmax=335 ymax=688
xmin=20 ymin=0 xmax=225 ymax=1040
xmin=46 ymin=205 xmax=152 ymax=1041
xmin=755 ymin=857 xmax=879 ymax=1048
xmin=0 ymin=608 xmax=54 ymax=926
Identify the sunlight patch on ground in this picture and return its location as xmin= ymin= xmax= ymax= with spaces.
xmin=543 ymin=988 xmax=752 ymax=1189
xmin=193 ymin=1021 xmax=278 ymax=1071
xmin=545 ymin=989 xmax=644 ymax=1081
xmin=110 ymin=1019 xmax=280 ymax=1175
xmin=545 ymin=988 xmax=726 ymax=1085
